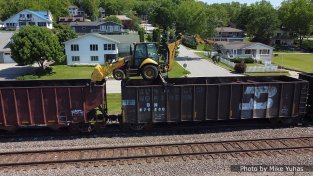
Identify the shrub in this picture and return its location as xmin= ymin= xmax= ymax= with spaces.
xmin=182 ymin=39 xmax=197 ymax=49
xmin=231 ymin=58 xmax=254 ymax=63
xmin=234 ymin=62 xmax=246 ymax=73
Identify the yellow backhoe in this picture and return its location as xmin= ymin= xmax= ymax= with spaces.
xmin=91 ymin=35 xmax=182 ymax=82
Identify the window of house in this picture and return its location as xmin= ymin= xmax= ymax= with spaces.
xmin=237 ymin=49 xmax=242 ymax=55
xmin=72 ymin=56 xmax=80 ymax=61
xmin=104 ymin=44 xmax=115 ymax=50
xmin=82 ymin=27 xmax=86 ymax=30
xmin=27 ymin=14 xmax=32 ymax=18
xmin=91 ymin=56 xmax=99 ymax=61
xmin=38 ymin=22 xmax=46 ymax=26
xmin=245 ymin=50 xmax=251 ymax=54
xmin=6 ymin=23 xmax=15 ymax=27
xmin=90 ymin=44 xmax=98 ymax=51
xmin=260 ymin=49 xmax=270 ymax=55
xmin=19 ymin=22 xmax=26 ymax=26
xmin=71 ymin=44 xmax=79 ymax=51
xmin=29 ymin=22 xmax=35 ymax=26
xmin=19 ymin=14 xmax=25 ymax=18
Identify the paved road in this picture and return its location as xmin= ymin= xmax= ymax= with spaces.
xmin=176 ymin=45 xmax=242 ymax=77
xmin=0 ymin=63 xmax=37 ymax=80
xmin=106 ymin=79 xmax=121 ymax=93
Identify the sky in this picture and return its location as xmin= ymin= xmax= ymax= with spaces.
xmin=200 ymin=0 xmax=284 ymax=8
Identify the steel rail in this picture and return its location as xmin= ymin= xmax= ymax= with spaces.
xmin=0 ymin=136 xmax=312 ymax=168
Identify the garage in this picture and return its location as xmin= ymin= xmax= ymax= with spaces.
xmin=0 ymin=32 xmax=15 ymax=64
xmin=3 ymin=52 xmax=14 ymax=63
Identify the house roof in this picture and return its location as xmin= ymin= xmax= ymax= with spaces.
xmin=4 ymin=9 xmax=52 ymax=23
xmin=102 ymin=34 xmax=139 ymax=44
xmin=59 ymin=16 xmax=84 ymax=22
xmin=64 ymin=33 xmax=120 ymax=44
xmin=99 ymin=7 xmax=105 ymax=11
xmin=70 ymin=21 xmax=103 ymax=26
xmin=216 ymin=27 xmax=243 ymax=33
xmin=69 ymin=5 xmax=78 ymax=9
xmin=35 ymin=11 xmax=51 ymax=20
xmin=0 ymin=32 xmax=14 ymax=52
xmin=101 ymin=21 xmax=122 ymax=26
xmin=115 ymin=15 xmax=131 ymax=21
xmin=215 ymin=41 xmax=274 ymax=50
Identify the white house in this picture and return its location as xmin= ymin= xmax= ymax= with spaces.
xmin=3 ymin=9 xmax=53 ymax=30
xmin=0 ymin=20 xmax=4 ymax=28
xmin=212 ymin=27 xmax=244 ymax=42
xmin=0 ymin=32 xmax=15 ymax=63
xmin=214 ymin=41 xmax=274 ymax=65
xmin=69 ymin=5 xmax=85 ymax=17
xmin=270 ymin=28 xmax=296 ymax=46
xmin=140 ymin=23 xmax=156 ymax=34
xmin=102 ymin=34 xmax=140 ymax=56
xmin=64 ymin=33 xmax=120 ymax=65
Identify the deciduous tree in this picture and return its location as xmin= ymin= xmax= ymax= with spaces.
xmin=10 ymin=26 xmax=64 ymax=68
xmin=279 ymin=0 xmax=313 ymax=46
xmin=245 ymin=0 xmax=280 ymax=43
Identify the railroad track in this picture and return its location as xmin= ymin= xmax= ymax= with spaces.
xmin=0 ymin=136 xmax=312 ymax=171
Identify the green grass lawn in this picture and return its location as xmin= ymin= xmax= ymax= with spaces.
xmin=17 ymin=60 xmax=189 ymax=80
xmin=196 ymin=44 xmax=205 ymax=51
xmin=168 ymin=60 xmax=190 ymax=77
xmin=107 ymin=93 xmax=121 ymax=114
xmin=272 ymin=54 xmax=313 ymax=72
xmin=17 ymin=65 xmax=94 ymax=80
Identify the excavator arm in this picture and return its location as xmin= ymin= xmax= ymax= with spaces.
xmin=166 ymin=37 xmax=182 ymax=71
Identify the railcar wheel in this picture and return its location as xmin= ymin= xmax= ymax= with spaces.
xmin=113 ymin=69 xmax=126 ymax=80
xmin=79 ymin=124 xmax=95 ymax=133
xmin=269 ymin=117 xmax=280 ymax=125
xmin=94 ymin=115 xmax=108 ymax=133
xmin=69 ymin=124 xmax=80 ymax=134
xmin=141 ymin=65 xmax=158 ymax=80
xmin=280 ymin=117 xmax=295 ymax=125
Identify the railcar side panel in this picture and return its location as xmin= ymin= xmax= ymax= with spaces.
xmin=122 ymin=76 xmax=308 ymax=124
xmin=0 ymin=79 xmax=106 ymax=131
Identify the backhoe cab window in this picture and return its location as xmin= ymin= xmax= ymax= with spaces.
xmin=147 ymin=43 xmax=158 ymax=61
xmin=135 ymin=44 xmax=147 ymax=59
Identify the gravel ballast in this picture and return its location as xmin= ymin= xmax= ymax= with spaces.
xmin=0 ymin=126 xmax=312 ymax=153
xmin=2 ymin=151 xmax=312 ymax=176
xmin=0 ymin=126 xmax=312 ymax=175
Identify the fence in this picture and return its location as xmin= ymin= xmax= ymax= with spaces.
xmin=204 ymin=52 xmax=278 ymax=72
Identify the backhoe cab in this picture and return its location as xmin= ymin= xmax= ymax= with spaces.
xmin=113 ymin=42 xmax=163 ymax=81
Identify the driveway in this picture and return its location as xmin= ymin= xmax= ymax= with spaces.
xmin=177 ymin=45 xmax=242 ymax=77
xmin=106 ymin=79 xmax=121 ymax=93
xmin=0 ymin=63 xmax=37 ymax=80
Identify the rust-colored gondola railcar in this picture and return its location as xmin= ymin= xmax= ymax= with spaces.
xmin=0 ymin=79 xmax=107 ymax=131
xmin=121 ymin=76 xmax=308 ymax=126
